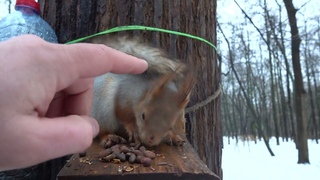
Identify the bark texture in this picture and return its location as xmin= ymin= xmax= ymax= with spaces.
xmin=283 ymin=0 xmax=309 ymax=164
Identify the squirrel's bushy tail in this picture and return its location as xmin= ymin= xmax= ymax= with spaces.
xmin=89 ymin=36 xmax=185 ymax=76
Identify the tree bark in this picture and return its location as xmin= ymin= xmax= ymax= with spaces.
xmin=283 ymin=0 xmax=309 ymax=164
xmin=303 ymin=22 xmax=318 ymax=143
xmin=42 ymin=0 xmax=221 ymax=178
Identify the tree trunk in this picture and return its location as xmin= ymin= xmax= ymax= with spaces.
xmin=311 ymin=56 xmax=320 ymax=142
xmin=279 ymin=74 xmax=289 ymax=142
xmin=303 ymin=22 xmax=318 ymax=143
xmin=272 ymin=0 xmax=294 ymax=141
xmin=283 ymin=0 xmax=309 ymax=164
xmin=43 ymin=0 xmax=221 ymax=178
xmin=218 ymin=23 xmax=275 ymax=156
xmin=263 ymin=0 xmax=280 ymax=145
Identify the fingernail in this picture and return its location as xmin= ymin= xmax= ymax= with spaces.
xmin=140 ymin=58 xmax=148 ymax=65
xmin=136 ymin=58 xmax=148 ymax=73
xmin=91 ymin=118 xmax=100 ymax=137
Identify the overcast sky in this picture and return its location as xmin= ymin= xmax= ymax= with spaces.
xmin=218 ymin=0 xmax=320 ymax=40
xmin=1 ymin=0 xmax=318 ymax=30
xmin=217 ymin=0 xmax=320 ymax=70
xmin=1 ymin=0 xmax=318 ymax=56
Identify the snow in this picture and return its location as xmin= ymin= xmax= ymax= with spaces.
xmin=222 ymin=137 xmax=320 ymax=180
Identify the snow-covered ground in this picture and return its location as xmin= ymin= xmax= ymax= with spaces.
xmin=222 ymin=137 xmax=320 ymax=180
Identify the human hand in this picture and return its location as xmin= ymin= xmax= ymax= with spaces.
xmin=0 ymin=35 xmax=148 ymax=171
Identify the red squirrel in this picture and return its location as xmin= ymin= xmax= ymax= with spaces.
xmin=89 ymin=36 xmax=194 ymax=146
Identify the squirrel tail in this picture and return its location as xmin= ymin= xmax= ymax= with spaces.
xmin=90 ymin=36 xmax=185 ymax=76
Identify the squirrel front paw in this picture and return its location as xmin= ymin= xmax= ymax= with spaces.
xmin=127 ymin=130 xmax=141 ymax=145
xmin=164 ymin=133 xmax=186 ymax=146
xmin=99 ymin=134 xmax=127 ymax=148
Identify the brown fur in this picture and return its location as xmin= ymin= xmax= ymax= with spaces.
xmin=114 ymin=100 xmax=139 ymax=142
xmin=90 ymin=36 xmax=195 ymax=146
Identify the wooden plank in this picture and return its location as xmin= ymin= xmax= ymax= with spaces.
xmin=57 ymin=140 xmax=220 ymax=180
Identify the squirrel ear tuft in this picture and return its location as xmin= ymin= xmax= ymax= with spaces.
xmin=151 ymin=73 xmax=175 ymax=98
xmin=151 ymin=65 xmax=185 ymax=98
xmin=176 ymin=70 xmax=195 ymax=109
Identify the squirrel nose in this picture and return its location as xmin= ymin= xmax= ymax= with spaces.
xmin=148 ymin=136 xmax=154 ymax=144
xmin=147 ymin=136 xmax=155 ymax=146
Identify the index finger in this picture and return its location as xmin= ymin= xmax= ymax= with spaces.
xmin=58 ymin=42 xmax=148 ymax=76
xmin=13 ymin=35 xmax=148 ymax=91
xmin=52 ymin=42 xmax=148 ymax=90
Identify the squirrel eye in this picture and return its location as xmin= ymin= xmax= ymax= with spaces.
xmin=141 ymin=113 xmax=145 ymax=120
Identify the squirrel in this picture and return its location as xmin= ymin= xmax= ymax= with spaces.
xmin=89 ymin=36 xmax=194 ymax=147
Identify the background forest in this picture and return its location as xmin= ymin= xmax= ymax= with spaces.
xmin=218 ymin=0 xmax=319 ymax=163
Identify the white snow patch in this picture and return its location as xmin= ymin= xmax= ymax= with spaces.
xmin=222 ymin=137 xmax=320 ymax=180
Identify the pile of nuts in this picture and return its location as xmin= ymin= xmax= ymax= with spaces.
xmin=98 ymin=136 xmax=156 ymax=167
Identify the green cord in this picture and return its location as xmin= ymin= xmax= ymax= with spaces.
xmin=65 ymin=25 xmax=217 ymax=51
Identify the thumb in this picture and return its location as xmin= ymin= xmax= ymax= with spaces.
xmin=1 ymin=115 xmax=100 ymax=171
xmin=37 ymin=115 xmax=100 ymax=155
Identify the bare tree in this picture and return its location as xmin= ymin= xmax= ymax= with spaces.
xmin=218 ymin=22 xmax=275 ymax=156
xmin=303 ymin=21 xmax=319 ymax=143
xmin=43 ymin=0 xmax=222 ymax=177
xmin=5 ymin=0 xmax=12 ymax=13
xmin=283 ymin=0 xmax=309 ymax=164
xmin=262 ymin=0 xmax=280 ymax=145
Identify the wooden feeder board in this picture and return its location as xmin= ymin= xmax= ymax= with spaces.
xmin=57 ymin=139 xmax=220 ymax=180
